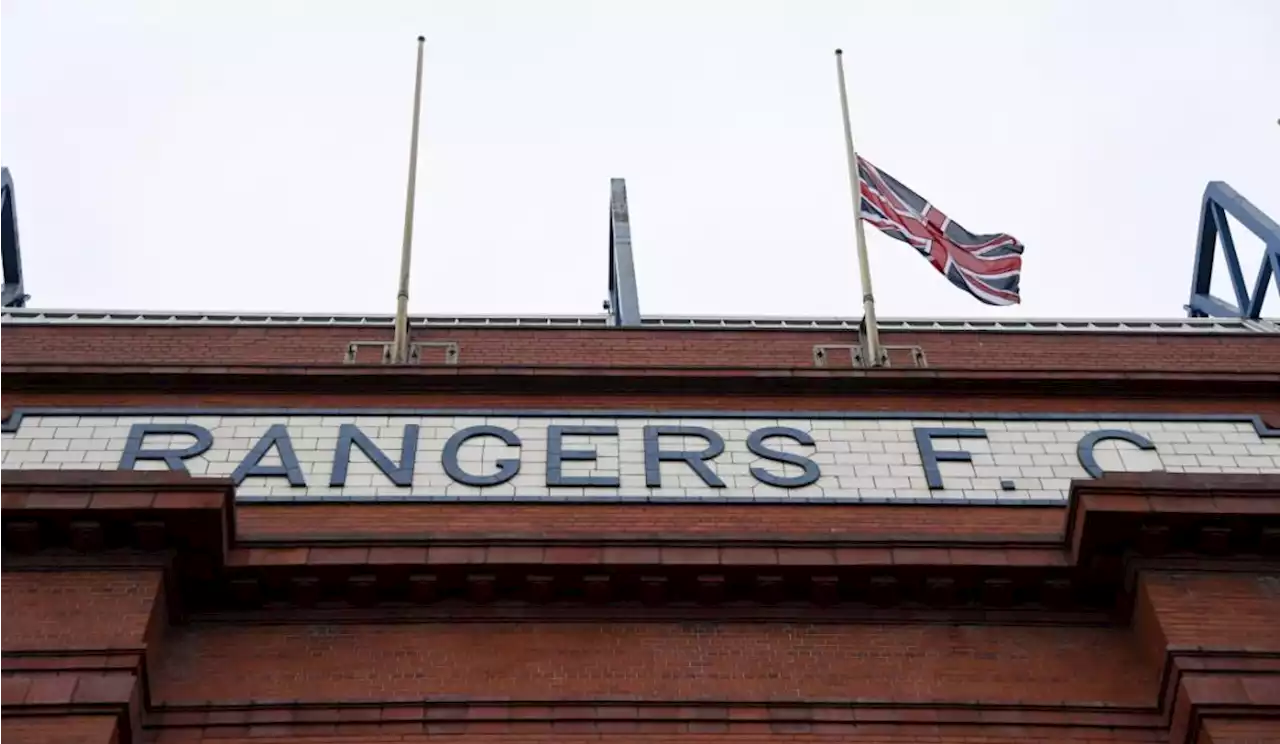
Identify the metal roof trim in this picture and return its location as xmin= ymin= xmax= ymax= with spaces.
xmin=2 ymin=308 xmax=1276 ymax=334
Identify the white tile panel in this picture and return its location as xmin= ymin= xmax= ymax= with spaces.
xmin=2 ymin=413 xmax=1277 ymax=504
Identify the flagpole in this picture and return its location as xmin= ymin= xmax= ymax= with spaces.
xmin=835 ymin=48 xmax=884 ymax=367
xmin=392 ymin=35 xmax=427 ymax=364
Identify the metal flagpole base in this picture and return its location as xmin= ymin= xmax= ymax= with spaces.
xmin=858 ymin=316 xmax=888 ymax=368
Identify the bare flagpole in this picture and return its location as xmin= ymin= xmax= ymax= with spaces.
xmin=392 ymin=35 xmax=427 ymax=364
xmin=835 ymin=48 xmax=883 ymax=367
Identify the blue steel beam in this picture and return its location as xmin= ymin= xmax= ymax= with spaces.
xmin=607 ymin=177 xmax=641 ymax=327
xmin=1 ymin=167 xmax=27 ymax=308
xmin=1186 ymin=181 xmax=1279 ymax=320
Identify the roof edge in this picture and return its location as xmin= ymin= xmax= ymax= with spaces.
xmin=3 ymin=308 xmax=1277 ymax=334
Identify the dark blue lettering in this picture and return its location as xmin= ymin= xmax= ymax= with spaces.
xmin=442 ymin=425 xmax=521 ymax=486
xmin=547 ymin=425 xmax=619 ymax=487
xmin=330 ymin=424 xmax=419 ymax=487
xmin=1076 ymin=429 xmax=1156 ymax=478
xmin=913 ymin=427 xmax=988 ymax=490
xmin=232 ymin=424 xmax=306 ymax=486
xmin=746 ymin=426 xmax=821 ymax=488
xmin=643 ymin=426 xmax=726 ymax=488
xmin=118 ymin=423 xmax=213 ymax=473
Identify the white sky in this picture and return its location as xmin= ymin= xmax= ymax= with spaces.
xmin=3 ymin=0 xmax=1277 ymax=319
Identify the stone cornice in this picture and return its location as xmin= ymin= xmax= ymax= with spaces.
xmin=3 ymin=471 xmax=1277 ymax=618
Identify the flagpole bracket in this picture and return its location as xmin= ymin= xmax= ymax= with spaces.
xmin=2 ymin=167 xmax=29 ymax=308
xmin=1186 ymin=181 xmax=1279 ymax=321
xmin=813 ymin=343 xmax=926 ymax=368
xmin=344 ymin=339 xmax=459 ymax=365
xmin=606 ymin=178 xmax=642 ymax=327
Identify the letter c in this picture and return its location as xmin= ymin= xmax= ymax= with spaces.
xmin=1076 ymin=429 xmax=1156 ymax=478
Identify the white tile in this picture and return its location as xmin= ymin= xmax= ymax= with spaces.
xmin=10 ymin=414 xmax=1278 ymax=500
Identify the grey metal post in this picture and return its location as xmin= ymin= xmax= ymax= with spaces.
xmin=391 ymin=36 xmax=427 ymax=363
xmin=607 ymin=178 xmax=641 ymax=327
xmin=1 ymin=167 xmax=28 ymax=308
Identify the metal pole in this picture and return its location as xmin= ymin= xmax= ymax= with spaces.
xmin=608 ymin=178 xmax=642 ymax=327
xmin=835 ymin=49 xmax=883 ymax=367
xmin=392 ymin=36 xmax=426 ymax=364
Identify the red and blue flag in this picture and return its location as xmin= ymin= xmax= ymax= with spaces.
xmin=858 ymin=156 xmax=1024 ymax=305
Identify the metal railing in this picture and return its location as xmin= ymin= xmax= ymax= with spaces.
xmin=4 ymin=309 xmax=1274 ymax=334
xmin=1187 ymin=181 xmax=1279 ymax=321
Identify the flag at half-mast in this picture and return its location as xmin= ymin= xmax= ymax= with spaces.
xmin=857 ymin=156 xmax=1024 ymax=306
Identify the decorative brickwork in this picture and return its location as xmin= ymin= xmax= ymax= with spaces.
xmin=4 ymin=321 xmax=1279 ymax=743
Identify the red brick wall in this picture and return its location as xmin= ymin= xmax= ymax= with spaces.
xmin=1138 ymin=572 xmax=1280 ymax=651
xmin=4 ymin=324 xmax=1278 ymax=371
xmin=1 ymin=478 xmax=1273 ymax=744
xmin=1201 ymin=718 xmax=1280 ymax=744
xmin=2 ymin=716 xmax=118 ymax=744
xmin=236 ymin=503 xmax=1064 ymax=541
xmin=145 ymin=728 xmax=1174 ymax=743
xmin=6 ymin=322 xmax=1279 ymax=743
xmin=2 ymin=571 xmax=163 ymax=651
xmin=7 ymin=391 xmax=1280 ymax=425
xmin=150 ymin=622 xmax=1157 ymax=706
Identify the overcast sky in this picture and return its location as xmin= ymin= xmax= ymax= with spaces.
xmin=3 ymin=0 xmax=1277 ymax=319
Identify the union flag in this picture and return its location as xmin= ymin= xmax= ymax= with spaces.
xmin=858 ymin=156 xmax=1024 ymax=305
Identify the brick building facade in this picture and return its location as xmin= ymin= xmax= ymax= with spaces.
xmin=3 ymin=310 xmax=1280 ymax=744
